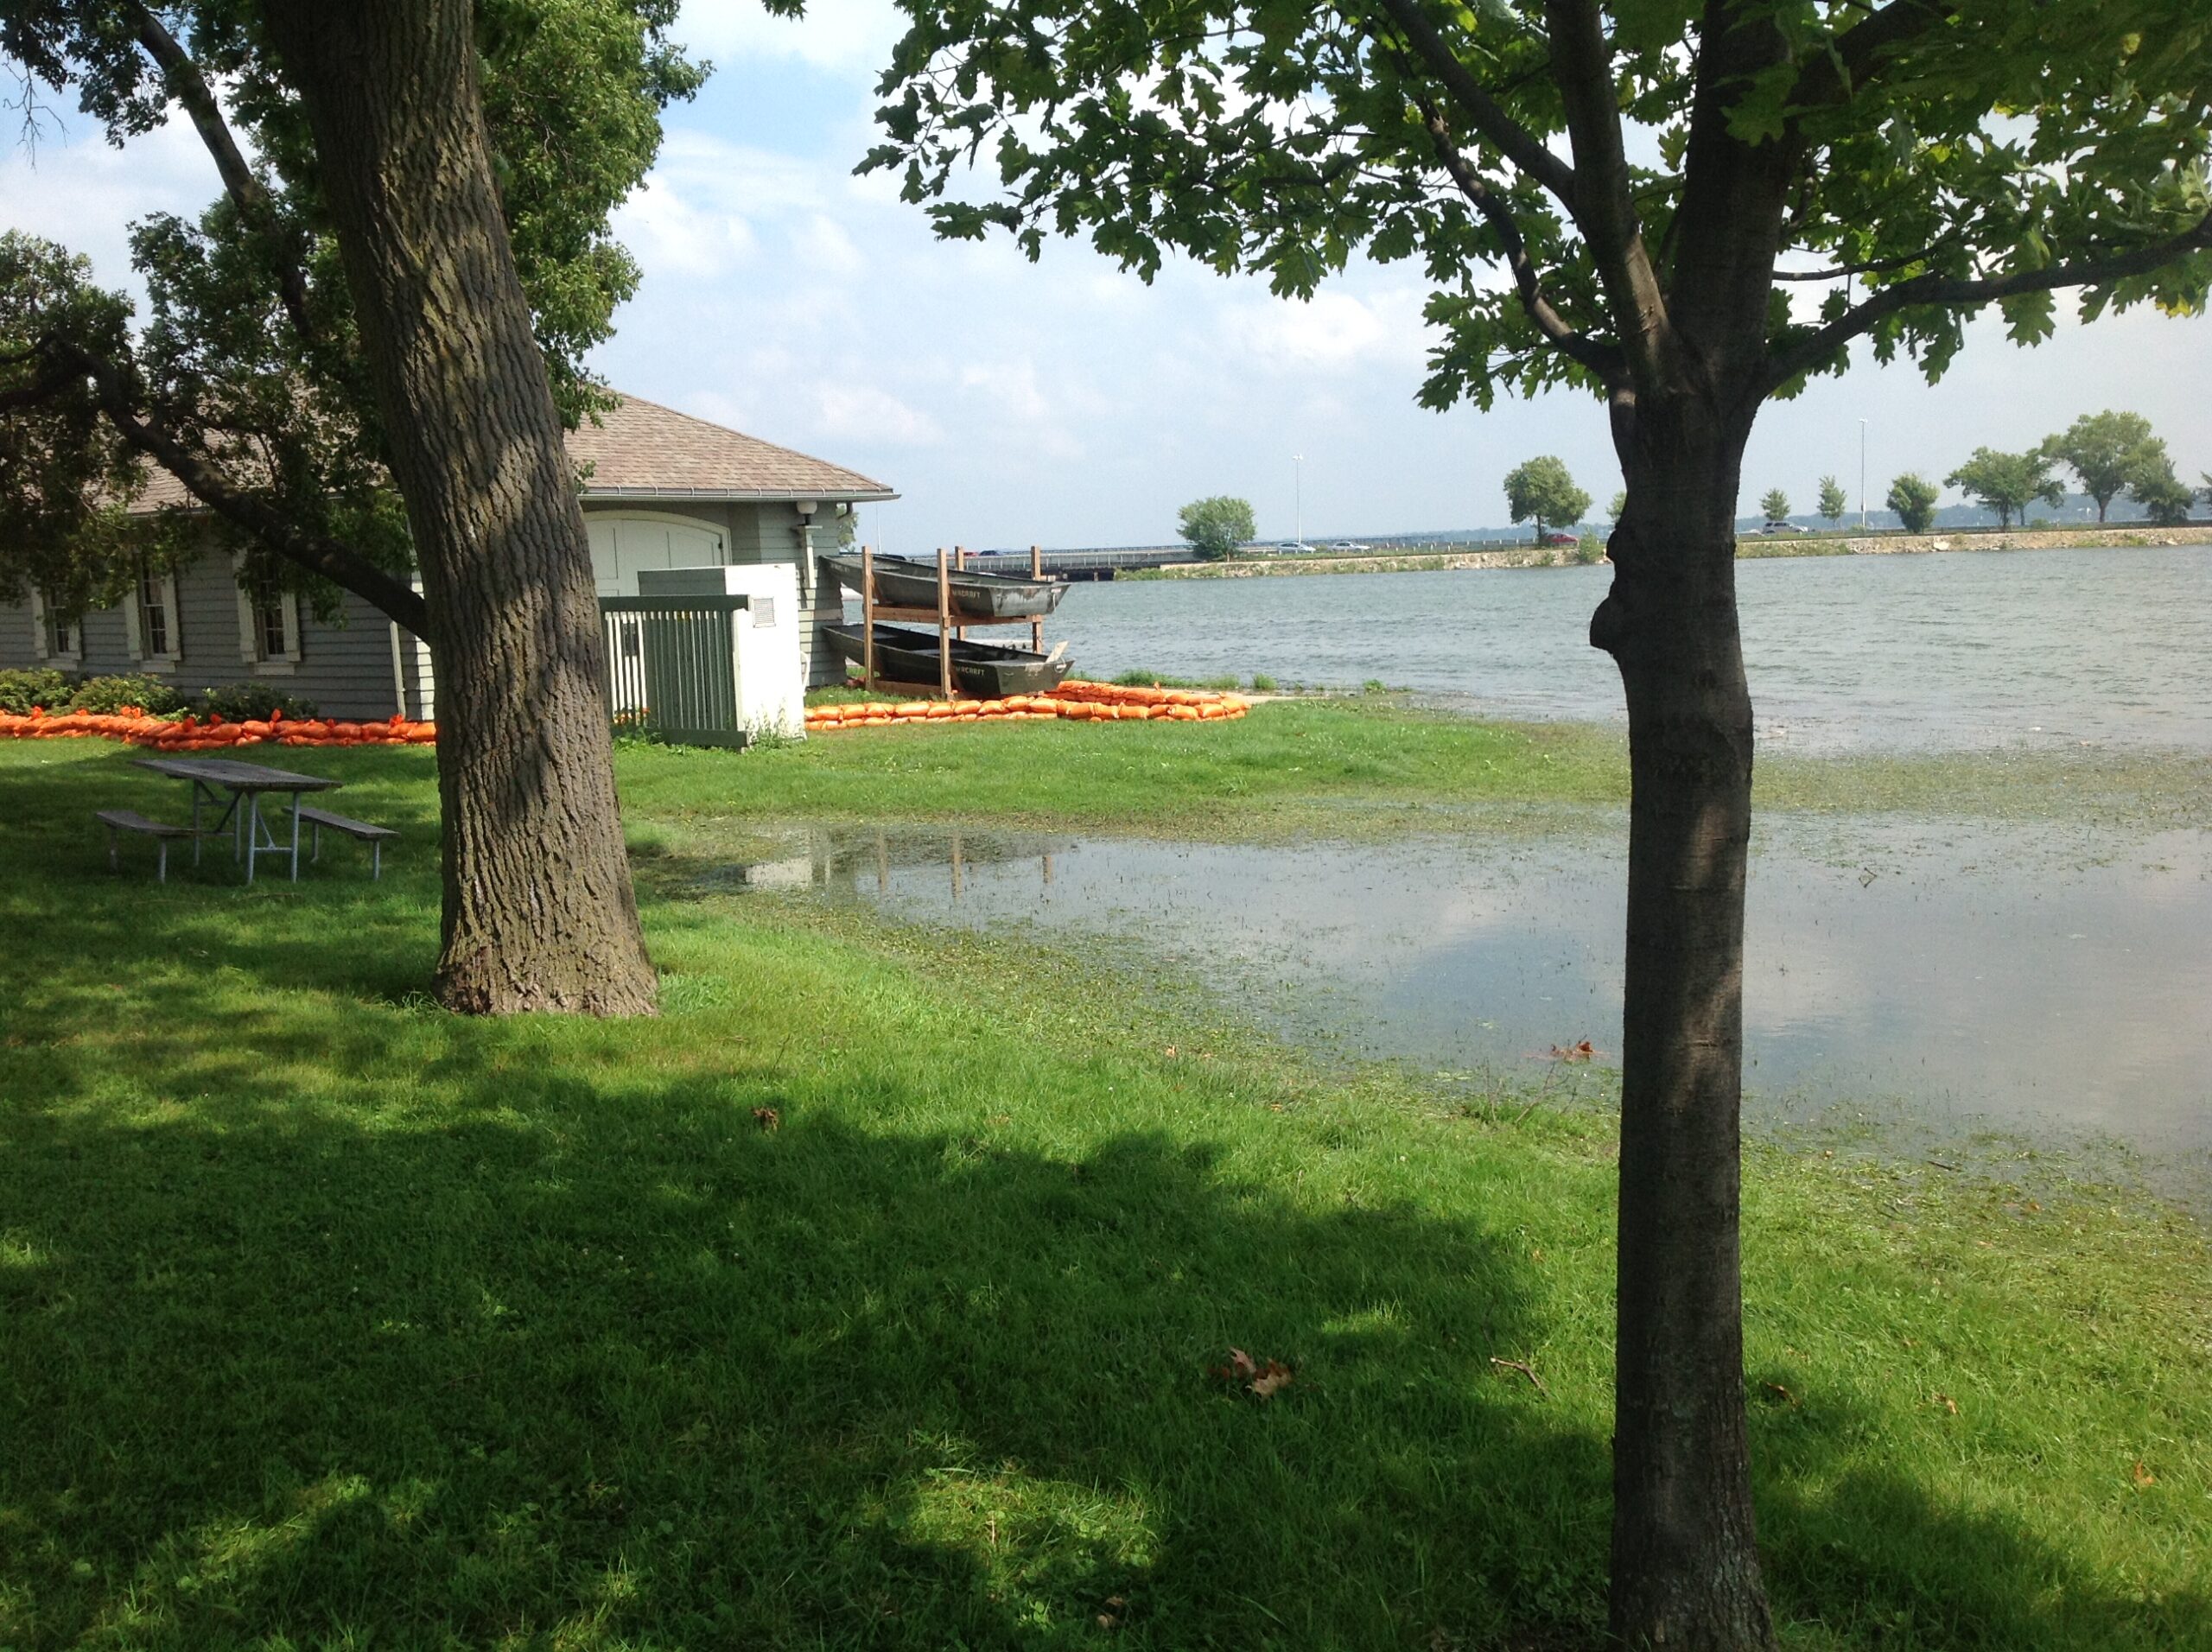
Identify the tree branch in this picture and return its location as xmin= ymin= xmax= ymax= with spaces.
xmin=1542 ymin=0 xmax=1671 ymax=384
xmin=1763 ymin=209 xmax=2212 ymax=392
xmin=1369 ymin=0 xmax=1579 ymax=208
xmin=1790 ymin=0 xmax=1952 ymax=111
xmin=0 ymin=354 xmax=79 ymax=411
xmin=123 ymin=0 xmax=316 ymax=343
xmin=48 ymin=339 xmax=429 ymax=636
xmin=1414 ymin=97 xmax=1623 ymax=378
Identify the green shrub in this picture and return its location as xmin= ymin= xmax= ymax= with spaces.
xmin=1573 ymin=534 xmax=1606 ymax=565
xmin=1249 ymin=673 xmax=1278 ymax=692
xmin=188 ymin=682 xmax=321 ymax=721
xmin=66 ymin=674 xmax=184 ymax=715
xmin=0 ymin=668 xmax=73 ymax=714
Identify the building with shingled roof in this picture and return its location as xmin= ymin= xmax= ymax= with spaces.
xmin=3 ymin=393 xmax=895 ymax=719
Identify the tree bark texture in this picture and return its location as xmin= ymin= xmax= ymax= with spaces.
xmin=260 ymin=0 xmax=657 ymax=1015
xmin=1591 ymin=395 xmax=1777 ymax=1651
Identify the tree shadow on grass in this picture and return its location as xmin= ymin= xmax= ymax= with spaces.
xmin=3 ymin=753 xmax=2204 ymax=1649
xmin=0 ymin=1064 xmax=1603 ymax=1650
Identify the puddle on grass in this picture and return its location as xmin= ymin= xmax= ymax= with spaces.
xmin=717 ymin=817 xmax=2212 ymax=1197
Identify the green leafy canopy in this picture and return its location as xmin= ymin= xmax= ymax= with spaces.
xmin=866 ymin=0 xmax=2212 ymax=415
xmin=1503 ymin=454 xmax=1590 ymax=532
xmin=1177 ymin=494 xmax=1257 ymax=559
xmin=0 ymin=1 xmax=704 ymax=613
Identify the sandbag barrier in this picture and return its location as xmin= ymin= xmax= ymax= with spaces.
xmin=804 ymin=679 xmax=1250 ymax=732
xmin=0 ymin=706 xmax=435 ymax=750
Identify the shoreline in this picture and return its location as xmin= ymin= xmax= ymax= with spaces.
xmin=1124 ymin=523 xmax=2212 ymax=580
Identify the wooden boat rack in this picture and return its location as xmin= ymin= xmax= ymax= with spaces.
xmin=853 ymin=544 xmax=1052 ymax=698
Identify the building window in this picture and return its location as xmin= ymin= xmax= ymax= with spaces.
xmin=130 ymin=570 xmax=181 ymax=667
xmin=29 ymin=588 xmax=81 ymax=665
xmin=233 ymin=562 xmax=302 ymax=670
xmin=139 ymin=575 xmax=169 ymax=656
xmin=257 ymin=596 xmax=288 ymax=658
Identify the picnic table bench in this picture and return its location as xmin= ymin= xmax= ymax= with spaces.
xmin=296 ymin=804 xmax=398 ymax=880
xmin=96 ymin=809 xmax=200 ymax=883
xmin=126 ymin=757 xmax=346 ymax=883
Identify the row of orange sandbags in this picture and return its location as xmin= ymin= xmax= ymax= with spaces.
xmin=0 ymin=707 xmax=435 ymax=749
xmin=804 ymin=680 xmax=1250 ymax=730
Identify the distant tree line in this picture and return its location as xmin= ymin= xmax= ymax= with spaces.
xmin=1198 ymin=408 xmax=2204 ymax=556
xmin=1780 ymin=410 xmax=2204 ymax=537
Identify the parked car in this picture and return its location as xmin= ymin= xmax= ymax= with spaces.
xmin=1276 ymin=541 xmax=1304 ymax=553
xmin=1539 ymin=530 xmax=1579 ymax=546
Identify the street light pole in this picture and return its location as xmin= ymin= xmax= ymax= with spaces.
xmin=1294 ymin=453 xmax=1304 ymax=550
xmin=1859 ymin=418 xmax=1868 ymax=530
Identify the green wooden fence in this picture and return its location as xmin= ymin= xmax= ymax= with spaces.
xmin=600 ymin=594 xmax=752 ymax=747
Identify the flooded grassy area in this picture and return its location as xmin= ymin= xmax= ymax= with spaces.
xmin=3 ymin=735 xmax=2207 ymax=1649
xmin=626 ymin=696 xmax=2212 ymax=842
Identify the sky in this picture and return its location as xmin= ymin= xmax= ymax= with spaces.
xmin=6 ymin=0 xmax=2209 ymax=553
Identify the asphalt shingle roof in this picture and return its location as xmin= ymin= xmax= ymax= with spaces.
xmin=125 ymin=391 xmax=894 ymax=511
xmin=570 ymin=394 xmax=895 ymax=501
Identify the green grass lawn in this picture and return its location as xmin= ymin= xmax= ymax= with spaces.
xmin=2 ymin=727 xmax=2206 ymax=1649
xmin=648 ymin=696 xmax=2212 ymax=838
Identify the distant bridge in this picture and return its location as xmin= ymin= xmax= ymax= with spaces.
xmin=962 ymin=545 xmax=1192 ymax=581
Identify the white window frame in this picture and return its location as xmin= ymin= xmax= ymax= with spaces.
xmin=232 ymin=558 xmax=303 ymax=674
xmin=127 ymin=569 xmax=183 ymax=672
xmin=28 ymin=588 xmax=82 ymax=668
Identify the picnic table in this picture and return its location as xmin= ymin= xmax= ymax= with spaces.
xmin=131 ymin=756 xmax=343 ymax=884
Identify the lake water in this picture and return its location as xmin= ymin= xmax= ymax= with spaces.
xmin=1045 ymin=544 xmax=2212 ymax=753
xmin=727 ymin=819 xmax=2212 ymax=1198
xmin=809 ymin=543 xmax=2210 ymax=1189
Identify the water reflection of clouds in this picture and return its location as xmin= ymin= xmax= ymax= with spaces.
xmin=751 ymin=820 xmax=2211 ymax=1176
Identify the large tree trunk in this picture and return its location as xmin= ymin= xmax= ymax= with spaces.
xmin=1592 ymin=398 xmax=1777 ymax=1650
xmin=261 ymin=0 xmax=656 ymax=1014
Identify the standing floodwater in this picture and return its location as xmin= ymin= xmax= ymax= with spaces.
xmin=1046 ymin=544 xmax=2212 ymax=753
xmin=724 ymin=817 xmax=2212 ymax=1198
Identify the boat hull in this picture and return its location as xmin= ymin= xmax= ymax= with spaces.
xmin=824 ymin=553 xmax=1068 ymax=620
xmin=823 ymin=623 xmax=1072 ymax=698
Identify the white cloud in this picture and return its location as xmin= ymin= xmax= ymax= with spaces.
xmin=791 ymin=213 xmax=865 ymax=277
xmin=957 ymin=357 xmax=1087 ymax=459
xmin=672 ymin=0 xmax=906 ymax=73
xmin=616 ymin=173 xmax=760 ymax=278
xmin=1222 ymin=287 xmax=1433 ymax=375
xmin=957 ymin=358 xmax=1053 ymax=423
xmin=811 ymin=384 xmax=944 ymax=447
xmin=0 ymin=118 xmax=219 ymax=299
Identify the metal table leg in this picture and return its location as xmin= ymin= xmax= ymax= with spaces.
xmin=245 ymin=792 xmax=261 ymax=884
xmin=288 ymin=791 xmax=302 ymax=880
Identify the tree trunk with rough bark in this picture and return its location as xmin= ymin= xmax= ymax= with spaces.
xmin=261 ymin=0 xmax=656 ymax=1015
xmin=1592 ymin=391 xmax=1776 ymax=1650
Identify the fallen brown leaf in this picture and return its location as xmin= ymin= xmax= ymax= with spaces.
xmin=1934 ymin=1392 xmax=1959 ymax=1416
xmin=2132 ymin=1460 xmax=2157 ymax=1488
xmin=1249 ymin=1362 xmax=1294 ymax=1400
xmin=1546 ymin=1039 xmax=1598 ymax=1063
xmin=1762 ymin=1382 xmax=1798 ymax=1407
xmin=751 ymin=1106 xmax=781 ymax=1132
xmin=1209 ymin=1348 xmax=1294 ymax=1400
